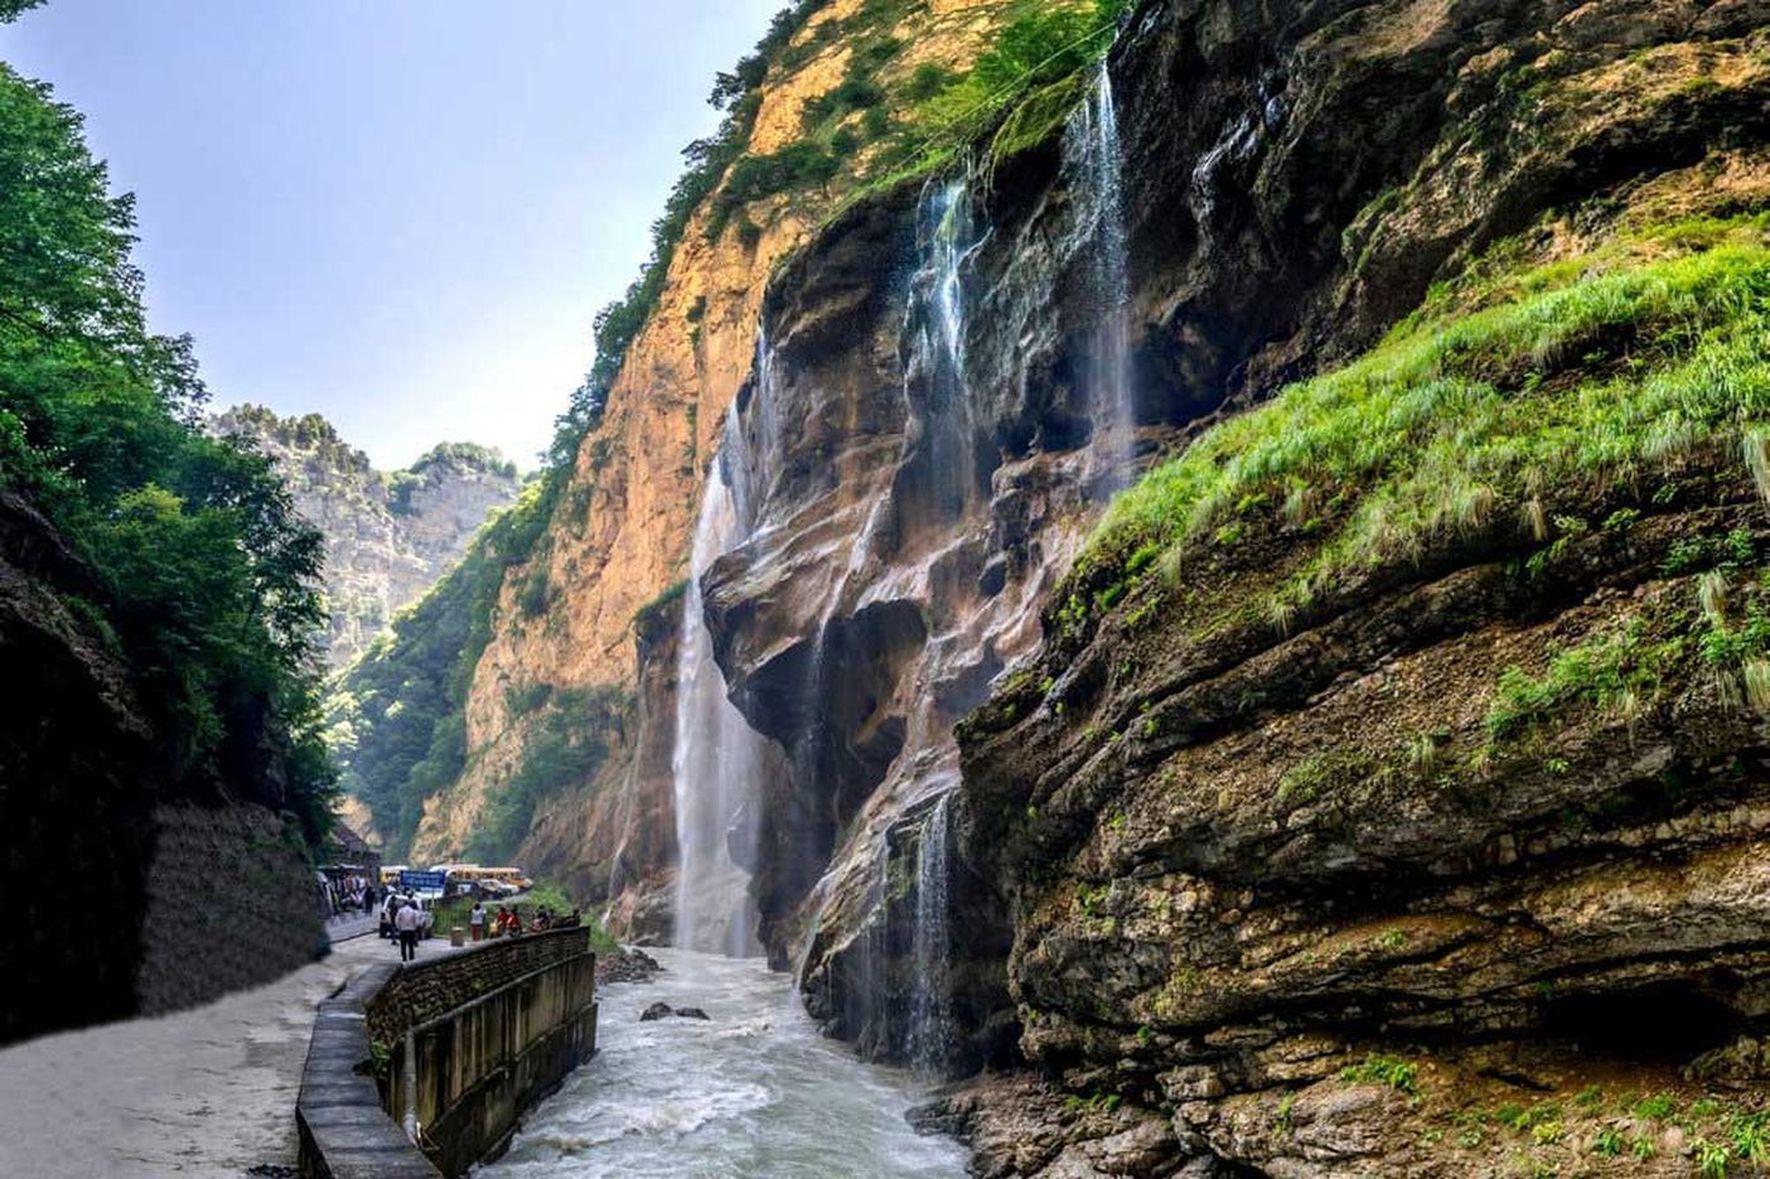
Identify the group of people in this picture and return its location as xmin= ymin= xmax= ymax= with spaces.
xmin=316 ymin=872 xmax=377 ymax=921
xmin=381 ymin=890 xmax=426 ymax=962
xmin=466 ymin=902 xmax=583 ymax=941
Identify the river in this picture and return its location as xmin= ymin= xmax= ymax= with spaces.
xmin=478 ymin=948 xmax=970 ymax=1178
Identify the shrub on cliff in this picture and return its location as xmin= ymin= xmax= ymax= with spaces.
xmin=907 ymin=0 xmax=1128 ymax=152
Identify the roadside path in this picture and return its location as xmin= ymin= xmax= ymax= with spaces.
xmin=0 ymin=924 xmax=464 ymax=1177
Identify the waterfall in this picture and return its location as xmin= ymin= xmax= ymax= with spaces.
xmin=910 ymin=791 xmax=955 ymax=1074
xmin=902 ymin=174 xmax=987 ymax=521
xmin=671 ymin=424 xmax=766 ymax=957
xmin=1065 ymin=59 xmax=1135 ymax=485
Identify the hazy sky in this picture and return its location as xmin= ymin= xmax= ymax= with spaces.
xmin=0 ymin=0 xmax=783 ymax=470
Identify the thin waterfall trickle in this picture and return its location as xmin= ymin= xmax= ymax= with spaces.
xmin=910 ymin=791 xmax=955 ymax=1074
xmin=856 ymin=831 xmax=894 ymax=1053
xmin=902 ymin=174 xmax=988 ymax=520
xmin=1065 ymin=59 xmax=1135 ymax=486
xmin=671 ymin=425 xmax=766 ymax=957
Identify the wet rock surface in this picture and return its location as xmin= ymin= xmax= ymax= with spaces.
xmin=696 ymin=0 xmax=1770 ymax=1090
xmin=596 ymin=945 xmax=664 ymax=986
xmin=639 ymin=1001 xmax=711 ymax=1022
xmin=930 ymin=1 xmax=1770 ymax=1174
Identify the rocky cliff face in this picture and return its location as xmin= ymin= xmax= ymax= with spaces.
xmin=929 ymin=2 xmax=1770 ymax=1174
xmin=214 ymin=406 xmax=521 ymax=669
xmin=714 ymin=0 xmax=1761 ymax=1061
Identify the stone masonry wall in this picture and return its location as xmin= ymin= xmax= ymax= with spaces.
xmin=301 ymin=928 xmax=596 ymax=1179
xmin=137 ymin=802 xmax=327 ymax=1016
xmin=364 ymin=927 xmax=590 ymax=1048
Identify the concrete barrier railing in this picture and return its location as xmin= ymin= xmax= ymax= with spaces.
xmin=297 ymin=927 xmax=598 ymax=1178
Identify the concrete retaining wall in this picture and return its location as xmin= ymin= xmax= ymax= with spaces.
xmin=297 ymin=928 xmax=597 ymax=1178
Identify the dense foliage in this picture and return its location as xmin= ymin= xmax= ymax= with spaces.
xmin=327 ymin=483 xmax=550 ymax=854
xmin=0 ymin=63 xmax=335 ymax=838
xmin=408 ymin=440 xmax=518 ymax=481
xmin=466 ymin=686 xmax=627 ymax=865
xmin=906 ymin=0 xmax=1129 ymax=160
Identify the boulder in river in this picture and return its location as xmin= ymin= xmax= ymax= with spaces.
xmin=639 ymin=1002 xmax=711 ymax=1022
xmin=597 ymin=945 xmax=662 ymax=985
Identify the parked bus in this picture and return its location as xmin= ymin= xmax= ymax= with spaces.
xmin=482 ymin=867 xmax=533 ymax=890
xmin=379 ymin=865 xmax=409 ymax=888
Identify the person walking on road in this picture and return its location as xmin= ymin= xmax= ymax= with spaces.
xmin=394 ymin=899 xmax=421 ymax=962
xmin=469 ymin=901 xmax=487 ymax=942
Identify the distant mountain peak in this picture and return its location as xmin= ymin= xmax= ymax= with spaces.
xmin=214 ymin=404 xmax=523 ymax=668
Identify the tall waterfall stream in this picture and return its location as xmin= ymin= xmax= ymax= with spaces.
xmin=671 ymin=422 xmax=767 ymax=958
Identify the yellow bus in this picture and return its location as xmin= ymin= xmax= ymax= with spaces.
xmin=379 ymin=865 xmax=409 ymax=887
xmin=482 ymin=867 xmax=532 ymax=890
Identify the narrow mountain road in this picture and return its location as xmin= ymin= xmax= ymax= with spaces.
xmin=0 ymin=926 xmax=462 ymax=1177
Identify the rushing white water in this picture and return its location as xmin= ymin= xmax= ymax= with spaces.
xmin=672 ymin=439 xmax=767 ymax=957
xmin=909 ymin=792 xmax=954 ymax=1075
xmin=479 ymin=950 xmax=968 ymax=1178
xmin=1065 ymin=59 xmax=1135 ymax=484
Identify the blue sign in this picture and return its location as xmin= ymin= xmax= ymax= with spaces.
xmin=398 ymin=870 xmax=447 ymax=892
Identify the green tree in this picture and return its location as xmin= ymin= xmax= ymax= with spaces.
xmin=0 ymin=63 xmax=335 ymax=840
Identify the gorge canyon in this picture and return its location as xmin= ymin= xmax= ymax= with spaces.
xmin=337 ymin=0 xmax=1770 ymax=1173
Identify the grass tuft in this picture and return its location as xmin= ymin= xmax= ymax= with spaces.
xmin=1340 ymin=1054 xmax=1419 ymax=1093
xmin=1744 ymin=658 xmax=1770 ymax=716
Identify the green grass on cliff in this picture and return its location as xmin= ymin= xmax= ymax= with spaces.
xmin=1083 ymin=218 xmax=1770 ymax=616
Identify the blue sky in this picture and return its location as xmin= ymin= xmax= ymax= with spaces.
xmin=0 ymin=0 xmax=783 ymax=470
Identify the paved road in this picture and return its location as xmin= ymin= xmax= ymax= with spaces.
xmin=0 ymin=923 xmax=465 ymax=1177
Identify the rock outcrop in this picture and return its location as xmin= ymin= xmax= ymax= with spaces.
xmin=214 ymin=405 xmax=521 ymax=668
xmin=931 ymin=1 xmax=1770 ymax=1172
xmin=684 ymin=0 xmax=1766 ymax=1080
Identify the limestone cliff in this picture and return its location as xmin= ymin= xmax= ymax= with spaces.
xmin=214 ymin=405 xmax=521 ymax=668
xmin=413 ymin=0 xmax=1049 ymax=908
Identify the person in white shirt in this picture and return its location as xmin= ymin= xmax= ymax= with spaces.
xmin=469 ymin=902 xmax=488 ymax=942
xmin=394 ymin=900 xmax=422 ymax=962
